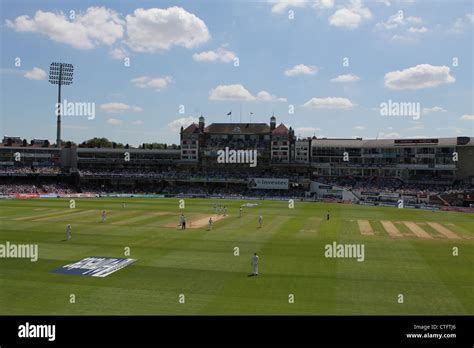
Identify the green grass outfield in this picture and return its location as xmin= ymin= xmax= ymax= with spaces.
xmin=0 ymin=197 xmax=473 ymax=315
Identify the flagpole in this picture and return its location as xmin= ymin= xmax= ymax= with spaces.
xmin=239 ymin=103 xmax=242 ymax=124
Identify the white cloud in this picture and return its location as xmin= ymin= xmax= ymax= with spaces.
xmin=270 ymin=0 xmax=309 ymax=14
xmin=329 ymin=0 xmax=372 ymax=29
xmin=330 ymin=74 xmax=360 ymax=82
xmin=375 ymin=0 xmax=417 ymax=7
xmin=6 ymin=7 xmax=124 ymax=49
xmin=408 ymin=26 xmax=428 ymax=33
xmin=303 ymin=97 xmax=354 ymax=109
xmin=376 ymin=12 xmax=405 ymax=30
xmin=422 ymin=106 xmax=446 ymax=114
xmin=449 ymin=18 xmax=465 ymax=34
xmin=295 ymin=127 xmax=321 ymax=136
xmin=384 ymin=64 xmax=455 ymax=90
xmin=131 ymin=76 xmax=174 ymax=91
xmin=313 ymin=0 xmax=335 ymax=10
xmin=450 ymin=14 xmax=474 ymax=33
xmin=107 ymin=118 xmax=123 ymax=125
xmin=379 ymin=132 xmax=401 ymax=139
xmin=376 ymin=13 xmax=426 ymax=42
xmin=209 ymin=84 xmax=255 ymax=101
xmin=168 ymin=116 xmax=198 ymax=131
xmin=256 ymin=91 xmax=287 ymax=102
xmin=353 ymin=125 xmax=366 ymax=130
xmin=192 ymin=47 xmax=236 ymax=63
xmin=270 ymin=0 xmax=334 ymax=13
xmin=391 ymin=34 xmax=416 ymax=42
xmin=376 ymin=12 xmax=423 ymax=31
xmin=284 ymin=64 xmax=318 ymax=76
xmin=460 ymin=114 xmax=474 ymax=121
xmin=100 ymin=102 xmax=143 ymax=113
xmin=125 ymin=7 xmax=210 ymax=53
xmin=407 ymin=16 xmax=422 ymax=24
xmin=109 ymin=47 xmax=129 ymax=59
xmin=209 ymin=84 xmax=286 ymax=102
xmin=24 ymin=67 xmax=46 ymax=80
xmin=132 ymin=120 xmax=144 ymax=125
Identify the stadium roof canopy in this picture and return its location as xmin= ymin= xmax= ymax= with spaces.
xmin=76 ymin=148 xmax=181 ymax=154
xmin=311 ymin=137 xmax=473 ymax=148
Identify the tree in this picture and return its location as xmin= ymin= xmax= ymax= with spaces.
xmin=80 ymin=137 xmax=128 ymax=149
xmin=61 ymin=140 xmax=76 ymax=147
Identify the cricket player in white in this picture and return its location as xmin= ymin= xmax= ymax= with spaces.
xmin=102 ymin=210 xmax=107 ymax=223
xmin=258 ymin=215 xmax=263 ymax=228
xmin=66 ymin=224 xmax=71 ymax=241
xmin=223 ymin=206 xmax=227 ymax=216
xmin=252 ymin=253 xmax=259 ymax=276
xmin=213 ymin=204 xmax=217 ymax=214
xmin=239 ymin=207 xmax=243 ymax=218
xmin=208 ymin=217 xmax=213 ymax=230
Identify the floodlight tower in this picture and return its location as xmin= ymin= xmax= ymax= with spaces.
xmin=49 ymin=62 xmax=74 ymax=148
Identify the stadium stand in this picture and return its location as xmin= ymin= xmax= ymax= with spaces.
xmin=1 ymin=116 xmax=473 ymax=206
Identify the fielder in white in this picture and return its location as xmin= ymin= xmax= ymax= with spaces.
xmin=239 ymin=207 xmax=243 ymax=218
xmin=208 ymin=217 xmax=213 ymax=230
xmin=179 ymin=214 xmax=186 ymax=230
xmin=66 ymin=224 xmax=71 ymax=241
xmin=252 ymin=253 xmax=259 ymax=276
xmin=258 ymin=215 xmax=263 ymax=228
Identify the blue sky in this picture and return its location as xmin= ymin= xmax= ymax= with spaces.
xmin=0 ymin=0 xmax=473 ymax=146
